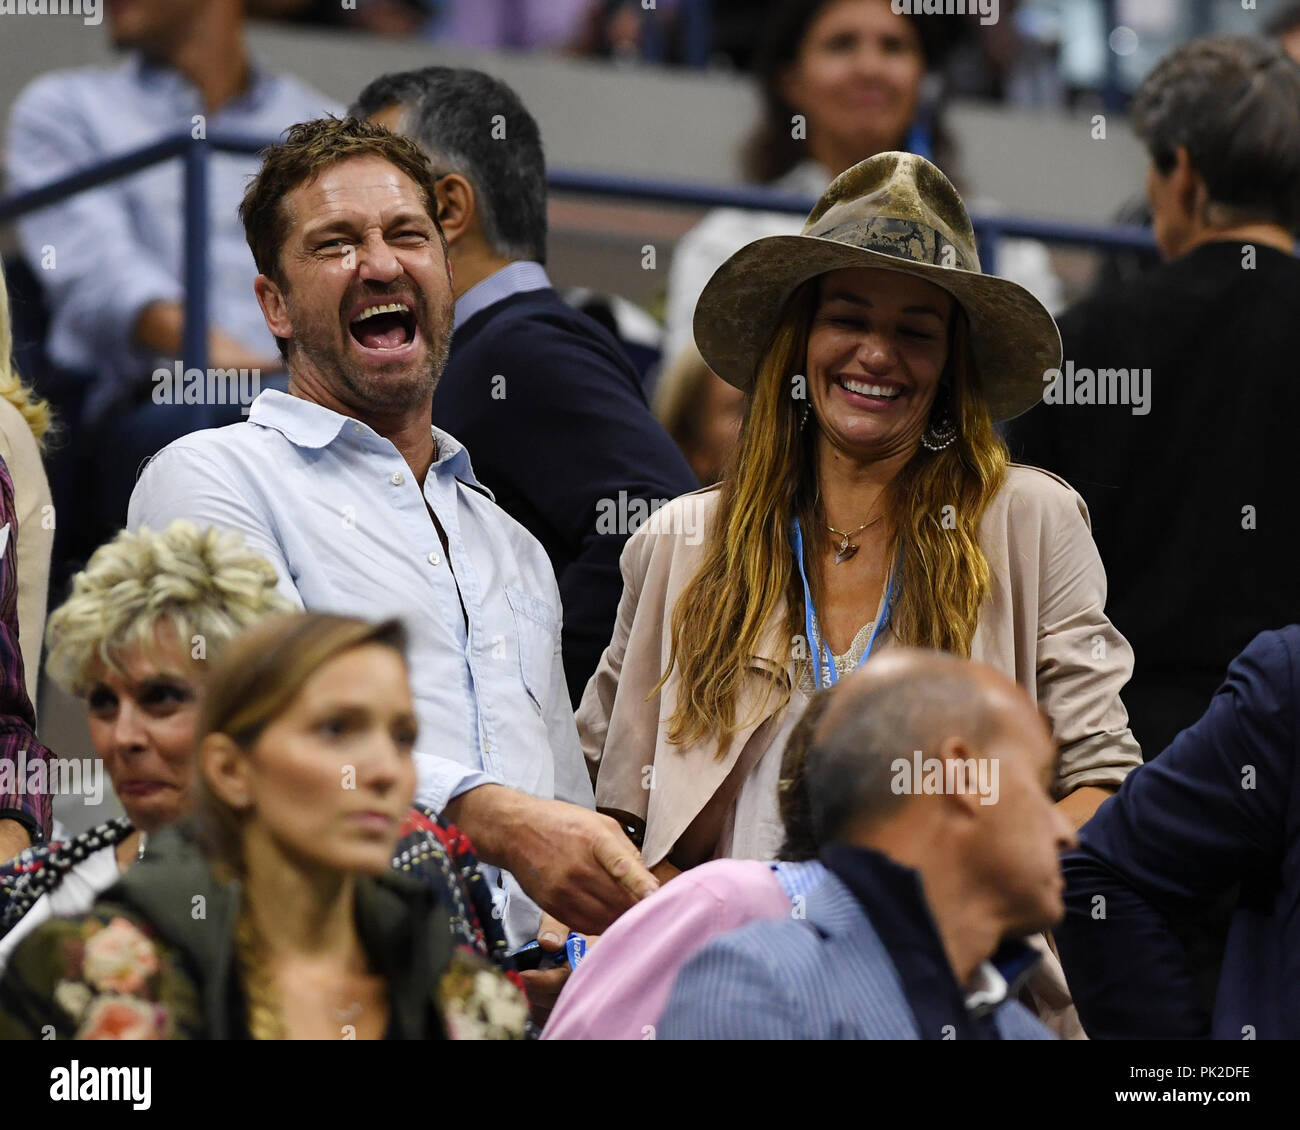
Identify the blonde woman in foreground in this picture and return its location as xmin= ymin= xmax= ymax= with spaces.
xmin=0 ymin=611 xmax=527 ymax=1039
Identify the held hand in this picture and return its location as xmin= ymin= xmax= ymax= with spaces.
xmin=650 ymin=859 xmax=682 ymax=886
xmin=519 ymin=912 xmax=574 ymax=1026
xmin=442 ymin=786 xmax=659 ymax=934
xmin=510 ymin=798 xmax=659 ymax=935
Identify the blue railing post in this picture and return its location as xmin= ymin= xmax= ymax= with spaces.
xmin=640 ymin=4 xmax=665 ymax=65
xmin=974 ymin=220 xmax=1001 ymax=278
xmin=182 ymin=135 xmax=210 ymax=383
xmin=682 ymin=0 xmax=712 ymax=69
xmin=1101 ymin=0 xmax=1125 ymax=114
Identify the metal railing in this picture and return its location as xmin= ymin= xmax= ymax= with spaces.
xmin=0 ymin=131 xmax=1160 ymax=377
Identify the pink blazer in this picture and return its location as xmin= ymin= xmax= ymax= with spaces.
xmin=541 ymin=859 xmax=790 ymax=1040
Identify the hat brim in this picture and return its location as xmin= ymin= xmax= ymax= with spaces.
xmin=692 ymin=234 xmax=1062 ymax=423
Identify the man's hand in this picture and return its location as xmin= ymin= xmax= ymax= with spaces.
xmin=133 ymin=301 xmax=284 ymax=372
xmin=651 ymin=859 xmax=682 ymax=885
xmin=0 ymin=818 xmax=31 ymax=864
xmin=1056 ymin=785 xmax=1115 ymax=831
xmin=443 ymin=785 xmax=658 ymax=934
xmin=519 ymin=912 xmax=575 ymax=1026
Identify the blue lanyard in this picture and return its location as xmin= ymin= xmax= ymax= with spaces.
xmin=791 ymin=517 xmax=901 ymax=690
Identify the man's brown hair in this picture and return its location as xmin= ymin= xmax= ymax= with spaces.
xmin=239 ymin=115 xmax=445 ymax=286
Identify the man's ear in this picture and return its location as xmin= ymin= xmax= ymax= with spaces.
xmin=1171 ymin=145 xmax=1204 ymax=222
xmin=199 ymin=733 xmax=254 ymax=813
xmin=253 ymin=273 xmax=292 ymax=344
xmin=433 ymin=172 xmax=476 ymax=247
xmin=936 ymin=734 xmax=985 ymax=823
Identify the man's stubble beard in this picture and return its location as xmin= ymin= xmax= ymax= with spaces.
xmin=288 ymin=296 xmax=453 ymax=416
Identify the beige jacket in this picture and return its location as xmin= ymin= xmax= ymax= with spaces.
xmin=0 ymin=399 xmax=52 ymax=707
xmin=577 ymin=464 xmax=1142 ymax=870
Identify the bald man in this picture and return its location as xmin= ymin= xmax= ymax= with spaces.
xmin=657 ymin=649 xmax=1078 ymax=1040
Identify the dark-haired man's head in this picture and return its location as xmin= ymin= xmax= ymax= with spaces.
xmin=240 ymin=117 xmax=455 ymax=421
xmin=350 ymin=67 xmax=548 ymax=299
xmin=804 ymin=650 xmax=1074 ymax=950
xmin=1132 ymin=35 xmax=1300 ymax=259
xmin=1266 ymin=2 xmax=1300 ymax=64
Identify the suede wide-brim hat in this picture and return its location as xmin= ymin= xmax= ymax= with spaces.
xmin=693 ymin=152 xmax=1062 ymax=423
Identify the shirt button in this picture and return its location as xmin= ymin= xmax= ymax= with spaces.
xmin=351 ymin=422 xmax=363 ymax=434
xmin=390 ymin=471 xmax=405 ymax=486
xmin=427 ymin=551 xmax=441 ymax=566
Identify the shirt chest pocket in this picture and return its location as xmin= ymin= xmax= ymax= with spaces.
xmin=505 ymin=585 xmax=558 ymax=713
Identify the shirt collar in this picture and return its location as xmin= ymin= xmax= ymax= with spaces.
xmin=820 ymin=841 xmax=1042 ymax=1027
xmin=453 ymin=261 xmax=551 ymax=331
xmin=246 ymin=389 xmax=488 ymax=492
xmin=964 ymin=960 xmax=1008 ymax=1013
xmin=128 ymin=52 xmax=275 ymax=113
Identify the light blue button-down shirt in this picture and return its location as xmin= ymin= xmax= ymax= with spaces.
xmin=5 ymin=56 xmax=338 ymax=419
xmin=126 ymin=390 xmax=593 ymax=944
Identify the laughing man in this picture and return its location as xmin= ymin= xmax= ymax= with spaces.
xmin=127 ymin=118 xmax=658 ymax=951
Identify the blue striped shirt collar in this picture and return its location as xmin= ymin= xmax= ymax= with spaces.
xmin=453 ymin=261 xmax=551 ymax=331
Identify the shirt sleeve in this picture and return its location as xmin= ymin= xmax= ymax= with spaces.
xmin=6 ymin=76 xmax=185 ymax=387
xmin=575 ymin=518 xmax=655 ymax=784
xmin=127 ymin=445 xmax=302 ymax=608
xmin=1055 ymin=630 xmax=1295 ymax=1038
xmin=1033 ymin=479 xmax=1143 ymax=795
xmin=546 ymin=618 xmax=595 ymax=810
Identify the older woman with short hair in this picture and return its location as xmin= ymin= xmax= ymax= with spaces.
xmin=0 ymin=522 xmax=516 ymax=982
xmin=582 ymin=151 xmax=1142 ymax=884
xmin=0 ymin=612 xmax=527 ymax=1040
xmin=0 ymin=521 xmax=292 ymax=967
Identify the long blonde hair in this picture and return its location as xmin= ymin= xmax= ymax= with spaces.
xmin=658 ymin=278 xmax=1008 ymax=755
xmin=0 ymin=260 xmax=53 ymax=448
xmin=193 ymin=612 xmax=409 ymax=1040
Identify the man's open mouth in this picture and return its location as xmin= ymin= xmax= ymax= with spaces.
xmin=349 ymin=301 xmax=417 ymax=351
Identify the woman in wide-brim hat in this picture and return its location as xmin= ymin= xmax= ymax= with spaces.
xmin=578 ymin=151 xmax=1141 ymax=884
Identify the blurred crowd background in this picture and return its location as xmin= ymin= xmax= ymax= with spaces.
xmin=2 ymin=0 xmax=1298 ymax=839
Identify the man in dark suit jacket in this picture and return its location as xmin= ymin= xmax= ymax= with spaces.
xmin=659 ymin=650 xmax=1074 ymax=1040
xmin=1007 ymin=37 xmax=1300 ymax=760
xmin=1056 ymin=628 xmax=1300 ymax=1040
xmin=352 ymin=68 xmax=696 ymax=706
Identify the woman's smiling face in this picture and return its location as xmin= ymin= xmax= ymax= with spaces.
xmin=805 ymin=267 xmax=953 ymax=460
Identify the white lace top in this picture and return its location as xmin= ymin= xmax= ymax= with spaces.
xmin=797 ymin=616 xmax=878 ymax=694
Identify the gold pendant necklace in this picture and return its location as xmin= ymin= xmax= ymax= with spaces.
xmin=827 ymin=514 xmax=882 ymax=565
